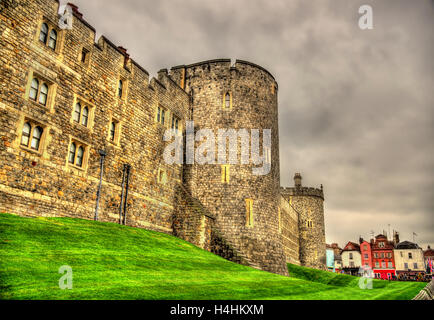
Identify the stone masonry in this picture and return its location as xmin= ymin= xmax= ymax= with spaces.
xmin=0 ymin=0 xmax=327 ymax=276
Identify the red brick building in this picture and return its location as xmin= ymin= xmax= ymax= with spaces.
xmin=360 ymin=239 xmax=373 ymax=269
xmin=371 ymin=234 xmax=396 ymax=280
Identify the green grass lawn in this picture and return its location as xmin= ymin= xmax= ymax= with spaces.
xmin=0 ymin=213 xmax=426 ymax=300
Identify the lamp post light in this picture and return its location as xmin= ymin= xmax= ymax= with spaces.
xmin=94 ymin=150 xmax=107 ymax=221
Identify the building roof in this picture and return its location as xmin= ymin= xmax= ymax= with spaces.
xmin=424 ymin=247 xmax=434 ymax=257
xmin=343 ymin=241 xmax=360 ymax=251
xmin=395 ymin=241 xmax=420 ymax=250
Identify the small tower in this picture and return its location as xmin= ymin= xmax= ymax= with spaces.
xmin=281 ymin=173 xmax=326 ymax=269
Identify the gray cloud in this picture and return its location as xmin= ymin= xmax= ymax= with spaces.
xmin=66 ymin=0 xmax=434 ymax=248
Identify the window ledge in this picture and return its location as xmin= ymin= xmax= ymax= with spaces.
xmin=19 ymin=145 xmax=42 ymax=156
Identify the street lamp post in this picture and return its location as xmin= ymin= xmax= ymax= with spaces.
xmin=94 ymin=150 xmax=107 ymax=221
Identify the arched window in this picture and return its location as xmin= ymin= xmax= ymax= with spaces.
xmin=68 ymin=142 xmax=76 ymax=164
xmin=29 ymin=78 xmax=39 ymax=101
xmin=39 ymin=23 xmax=48 ymax=44
xmin=31 ymin=126 xmax=43 ymax=150
xmin=76 ymin=146 xmax=84 ymax=167
xmin=21 ymin=122 xmax=31 ymax=147
xmin=39 ymin=83 xmax=48 ymax=105
xmin=118 ymin=80 xmax=123 ymax=98
xmin=73 ymin=103 xmax=81 ymax=123
xmin=225 ymin=92 xmax=231 ymax=109
xmin=109 ymin=122 xmax=116 ymax=141
xmin=48 ymin=29 xmax=57 ymax=50
xmin=81 ymin=107 xmax=89 ymax=126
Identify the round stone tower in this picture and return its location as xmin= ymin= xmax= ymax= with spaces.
xmin=170 ymin=59 xmax=288 ymax=276
xmin=281 ymin=173 xmax=326 ymax=269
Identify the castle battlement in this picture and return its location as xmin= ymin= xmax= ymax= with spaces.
xmin=169 ymin=58 xmax=278 ymax=91
xmin=281 ymin=187 xmax=324 ymax=200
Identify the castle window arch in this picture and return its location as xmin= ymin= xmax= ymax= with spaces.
xmin=39 ymin=23 xmax=49 ymax=44
xmin=68 ymin=139 xmax=88 ymax=169
xmin=37 ymin=21 xmax=61 ymax=53
xmin=20 ymin=120 xmax=46 ymax=153
xmin=48 ymin=29 xmax=57 ymax=50
xmin=71 ymin=99 xmax=94 ymax=129
xmin=27 ymin=75 xmax=53 ymax=108
xmin=39 ymin=83 xmax=48 ymax=105
xmin=29 ymin=78 xmax=39 ymax=101
xmin=81 ymin=107 xmax=89 ymax=126
xmin=223 ymin=92 xmax=232 ymax=110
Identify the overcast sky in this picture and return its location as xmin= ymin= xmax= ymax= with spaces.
xmin=66 ymin=0 xmax=433 ymax=249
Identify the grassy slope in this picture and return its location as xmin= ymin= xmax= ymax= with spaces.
xmin=0 ymin=213 xmax=425 ymax=300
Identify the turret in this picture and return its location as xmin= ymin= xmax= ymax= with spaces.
xmin=281 ymin=173 xmax=326 ymax=269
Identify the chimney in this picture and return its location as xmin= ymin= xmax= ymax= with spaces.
xmin=393 ymin=231 xmax=400 ymax=245
xmin=294 ymin=173 xmax=302 ymax=188
xmin=359 ymin=236 xmax=364 ymax=244
xmin=67 ymin=3 xmax=83 ymax=18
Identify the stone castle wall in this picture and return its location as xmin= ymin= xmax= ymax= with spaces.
xmin=0 ymin=0 xmax=189 ymax=233
xmin=281 ymin=186 xmax=327 ymax=269
xmin=0 ymin=0 xmax=326 ymax=275
xmin=279 ymin=195 xmax=300 ymax=265
xmin=169 ymin=60 xmax=288 ymax=276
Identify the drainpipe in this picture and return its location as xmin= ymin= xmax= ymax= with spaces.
xmin=94 ymin=150 xmax=107 ymax=221
xmin=122 ymin=164 xmax=131 ymax=225
xmin=119 ymin=164 xmax=127 ymax=224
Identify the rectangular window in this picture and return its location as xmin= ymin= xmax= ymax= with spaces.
xmin=157 ymin=106 xmax=166 ymax=125
xmin=388 ymin=262 xmax=393 ymax=268
xmin=349 ymin=253 xmax=353 ymax=260
xmin=81 ymin=48 xmax=89 ymax=64
xmin=408 ymin=253 xmax=413 ymax=259
xmin=404 ymin=263 xmax=408 ymax=269
xmin=349 ymin=262 xmax=354 ymax=268
xmin=245 ymin=199 xmax=253 ymax=227
xmin=221 ymin=165 xmax=230 ymax=184
xmin=158 ymin=168 xmax=167 ymax=184
xmin=375 ymin=262 xmax=380 ymax=267
xmin=413 ymin=263 xmax=418 ymax=269
xmin=381 ymin=253 xmax=384 ymax=258
xmin=382 ymin=261 xmax=386 ymax=268
xmin=364 ymin=254 xmax=368 ymax=259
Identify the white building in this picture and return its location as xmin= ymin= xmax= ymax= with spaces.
xmin=394 ymin=241 xmax=425 ymax=279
